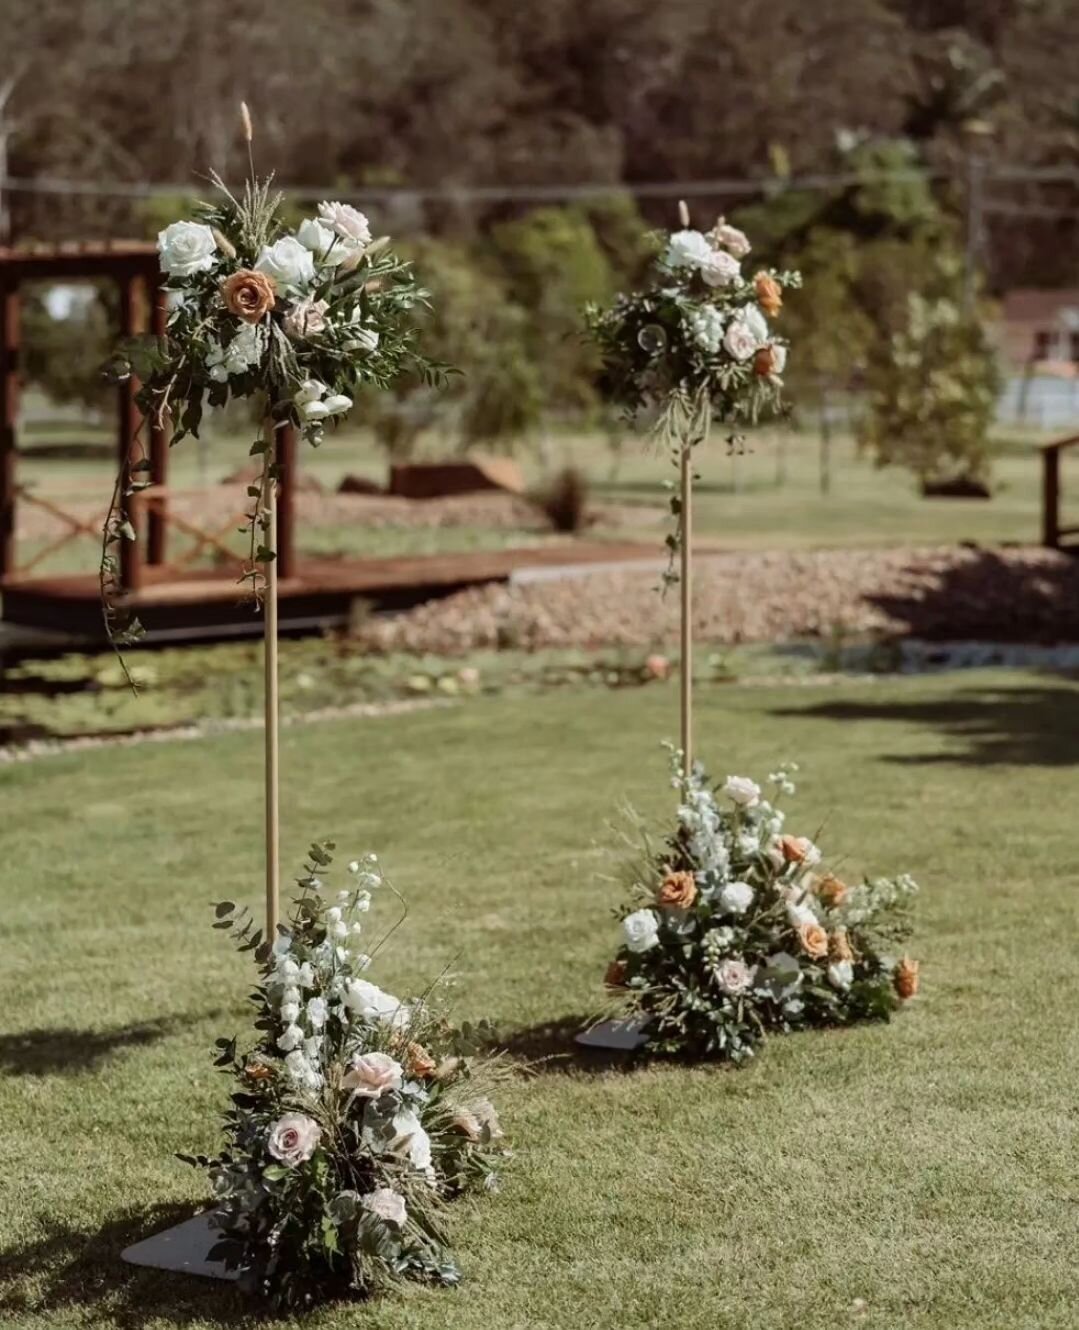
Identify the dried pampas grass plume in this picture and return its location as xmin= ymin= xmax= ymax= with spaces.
xmin=240 ymin=101 xmax=253 ymax=143
xmin=677 ymin=198 xmax=690 ymax=228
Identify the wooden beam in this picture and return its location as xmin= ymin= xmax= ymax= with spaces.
xmin=117 ymin=273 xmax=146 ymax=591
xmin=276 ymin=422 xmax=297 ymax=580
xmin=147 ymin=282 xmax=169 ymax=565
xmin=0 ymin=280 xmax=17 ymax=581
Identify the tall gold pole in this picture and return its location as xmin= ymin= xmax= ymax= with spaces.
xmin=680 ymin=441 xmax=692 ymax=778
xmin=264 ymin=433 xmax=280 ymax=941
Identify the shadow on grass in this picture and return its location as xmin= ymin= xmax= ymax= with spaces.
xmin=493 ymin=1015 xmax=639 ymax=1076
xmin=0 ymin=1204 xmax=266 ymax=1329
xmin=0 ymin=1013 xmax=223 ymax=1077
xmin=771 ymin=681 xmax=1079 ymax=767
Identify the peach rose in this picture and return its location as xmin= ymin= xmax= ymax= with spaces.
xmin=780 ymin=835 xmax=817 ymax=864
xmin=221 ymin=268 xmax=276 ymax=323
xmin=815 ymin=873 xmax=849 ymax=906
xmin=605 ymin=959 xmax=628 ymax=988
xmin=657 ymin=869 xmax=697 ymax=910
xmin=797 ymin=921 xmax=829 ymax=959
xmin=754 ymin=345 xmax=780 ymax=377
xmin=644 ymin=653 xmax=671 ymax=681
xmin=405 ymin=1041 xmax=436 ymax=1078
xmin=830 ymin=928 xmax=853 ymax=963
xmin=894 ymin=956 xmax=920 ymax=1000
xmin=754 ymin=271 xmax=782 ymax=317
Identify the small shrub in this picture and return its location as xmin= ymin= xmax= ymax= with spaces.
xmin=533 ymin=467 xmax=590 ymax=533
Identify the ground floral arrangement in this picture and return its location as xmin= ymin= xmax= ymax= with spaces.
xmin=103 ymin=106 xmax=445 ymax=645
xmin=585 ymin=213 xmax=800 ymax=582
xmin=186 ymin=843 xmax=508 ymax=1310
xmin=603 ymin=753 xmax=919 ymax=1061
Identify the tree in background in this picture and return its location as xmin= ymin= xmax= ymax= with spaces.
xmin=860 ymin=260 xmax=1000 ymax=489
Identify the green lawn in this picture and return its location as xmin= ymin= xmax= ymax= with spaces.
xmin=2 ymin=674 xmax=1078 ymax=1328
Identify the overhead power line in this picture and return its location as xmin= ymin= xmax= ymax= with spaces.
xmin=1 ymin=163 xmax=1076 ymax=206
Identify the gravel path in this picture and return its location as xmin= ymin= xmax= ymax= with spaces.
xmin=355 ymin=545 xmax=1079 ymax=653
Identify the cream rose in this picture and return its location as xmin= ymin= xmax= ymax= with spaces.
xmin=718 ymin=879 xmax=754 ymax=915
xmin=283 ymin=296 xmax=329 ymax=338
xmin=699 ymin=248 xmax=741 ymax=288
xmin=267 ymin=1112 xmax=320 ymax=1167
xmin=714 ymin=957 xmax=755 ymax=994
xmin=158 ymin=220 xmax=217 ymax=278
xmin=362 ymin=1186 xmax=407 ymax=1227
xmin=318 ymin=200 xmax=372 ymax=248
xmin=723 ymin=775 xmax=761 ymax=807
xmin=343 ymin=977 xmax=405 ymax=1024
xmin=710 ymin=221 xmax=752 ymax=258
xmin=342 ymin=1050 xmax=403 ymax=1099
xmin=391 ymin=1107 xmax=432 ymax=1170
xmin=623 ymin=908 xmax=660 ymax=953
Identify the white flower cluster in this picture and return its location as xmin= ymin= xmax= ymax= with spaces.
xmin=206 ymin=323 xmax=265 ymax=382
xmin=686 ymin=305 xmax=725 ymax=353
xmin=664 ymin=225 xmax=746 ymax=288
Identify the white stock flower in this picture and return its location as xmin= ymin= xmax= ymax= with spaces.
xmin=280 ymin=1001 xmax=300 ymax=1024
xmin=390 ymin=1107 xmax=432 ymax=1170
xmin=307 ymin=996 xmax=327 ymax=1029
xmin=298 ymin=962 xmax=316 ymax=988
xmin=342 ymin=1050 xmax=403 ymax=1099
xmin=714 ymin=957 xmax=755 ymax=994
xmin=828 ymin=960 xmax=854 ymax=989
xmin=277 ymin=1023 xmax=304 ymax=1052
xmin=267 ymin=1112 xmax=320 ymax=1167
xmin=623 ymin=908 xmax=660 ymax=953
xmin=343 ymin=978 xmax=405 ymax=1024
xmin=255 ymin=235 xmax=315 ymax=289
xmin=723 ymin=775 xmax=761 ymax=808
xmin=205 ymin=324 xmax=265 ymax=382
xmin=271 ymin=934 xmax=292 ymax=957
xmin=362 ymin=1186 xmax=407 ymax=1227
xmin=719 ymin=880 xmax=754 ymax=915
xmin=317 ymin=200 xmax=372 ymax=248
xmin=157 ymin=221 xmax=217 ymax=277
xmin=665 ymin=229 xmax=713 ymax=270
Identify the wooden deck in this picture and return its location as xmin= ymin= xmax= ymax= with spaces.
xmin=0 ymin=542 xmax=658 ymax=642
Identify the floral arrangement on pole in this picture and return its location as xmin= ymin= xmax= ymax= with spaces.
xmin=102 ymin=105 xmax=446 ymax=645
xmin=187 ymin=841 xmax=508 ymax=1310
xmin=584 ymin=209 xmax=800 ymax=581
xmin=601 ymin=751 xmax=920 ymax=1062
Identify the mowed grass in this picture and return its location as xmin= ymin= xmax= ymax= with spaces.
xmin=2 ymin=675 xmax=1079 ymax=1329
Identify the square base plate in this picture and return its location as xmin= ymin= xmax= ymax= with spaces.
xmin=574 ymin=1017 xmax=649 ymax=1051
xmin=121 ymin=1212 xmax=246 ymax=1284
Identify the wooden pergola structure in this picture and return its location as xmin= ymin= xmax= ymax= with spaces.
xmin=1041 ymin=433 xmax=1079 ymax=550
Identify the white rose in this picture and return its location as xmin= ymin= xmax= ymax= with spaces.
xmin=711 ymin=222 xmax=752 ymax=258
xmin=298 ymin=962 xmax=316 ymax=989
xmin=723 ymin=775 xmax=761 ymax=808
xmin=326 ymin=907 xmax=343 ymax=924
xmin=718 ymin=880 xmax=754 ymax=915
xmin=343 ymin=322 xmax=380 ymax=354
xmin=157 ymin=221 xmax=217 ymax=278
xmin=787 ymin=901 xmax=819 ymax=929
xmin=390 ymin=1107 xmax=432 ymax=1170
xmin=255 ymin=235 xmax=315 ymax=289
xmin=296 ymin=217 xmax=352 ymax=265
xmin=342 ymin=1050 xmax=403 ymax=1098
xmin=317 ymin=200 xmax=372 ymax=248
xmin=271 ymin=934 xmax=292 ymax=957
xmin=623 ymin=908 xmax=660 ymax=953
xmin=723 ymin=319 xmax=760 ymax=362
xmin=741 ymin=303 xmax=770 ymax=344
xmin=362 ymin=1186 xmax=407 ymax=1227
xmin=267 ymin=1112 xmax=320 ymax=1167
xmin=307 ymin=996 xmax=327 ymax=1029
xmin=343 ymin=978 xmax=404 ymax=1024
xmin=665 ymin=229 xmax=713 ymax=270
xmin=714 ymin=957 xmax=755 ymax=994
xmin=828 ymin=960 xmax=854 ymax=989
xmin=699 ymin=248 xmax=741 ymax=288
xmin=280 ymin=1001 xmax=300 ymax=1024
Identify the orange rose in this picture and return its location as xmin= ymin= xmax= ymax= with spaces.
xmin=657 ymin=869 xmax=697 ymax=909
xmin=242 ymin=1059 xmax=274 ymax=1083
xmin=753 ymin=345 xmax=779 ymax=377
xmin=221 ymin=268 xmax=276 ymax=323
xmin=830 ymin=928 xmax=853 ymax=963
xmin=605 ymin=959 xmax=628 ymax=988
xmin=754 ymin=271 xmax=782 ymax=317
xmin=894 ymin=956 xmax=920 ymax=1000
xmin=815 ymin=873 xmax=848 ymax=906
xmin=780 ymin=835 xmax=814 ymax=864
xmin=797 ymin=921 xmax=829 ymax=959
xmin=405 ymin=1041 xmax=436 ymax=1078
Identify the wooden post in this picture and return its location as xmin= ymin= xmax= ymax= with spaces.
xmin=264 ymin=423 xmax=281 ymax=941
xmin=276 ymin=422 xmax=297 ymax=580
xmin=147 ymin=278 xmax=170 ymax=566
xmin=1043 ymin=444 xmax=1060 ymax=549
xmin=117 ymin=273 xmax=145 ymax=591
xmin=0 ymin=280 xmax=17 ymax=581
xmin=680 ymin=442 xmax=692 ymax=777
